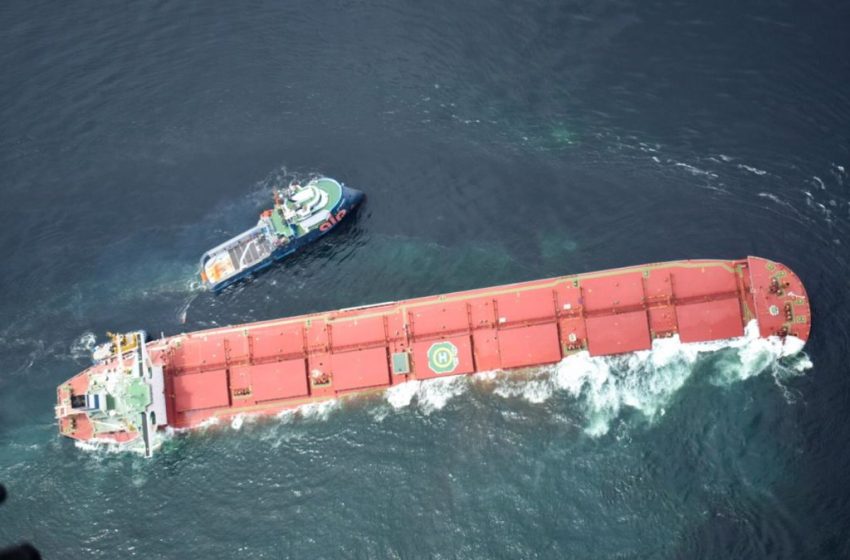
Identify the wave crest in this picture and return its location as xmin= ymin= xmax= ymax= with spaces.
xmin=385 ymin=321 xmax=810 ymax=436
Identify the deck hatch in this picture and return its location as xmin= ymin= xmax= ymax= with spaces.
xmin=585 ymin=311 xmax=652 ymax=356
xmin=330 ymin=348 xmax=390 ymax=392
xmin=172 ymin=369 xmax=230 ymax=412
xmin=391 ymin=352 xmax=410 ymax=375
xmin=498 ymin=323 xmax=562 ymax=369
xmin=676 ymin=298 xmax=743 ymax=342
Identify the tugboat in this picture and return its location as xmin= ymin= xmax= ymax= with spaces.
xmin=200 ymin=177 xmax=364 ymax=291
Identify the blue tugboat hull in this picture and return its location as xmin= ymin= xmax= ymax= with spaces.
xmin=204 ymin=184 xmax=364 ymax=292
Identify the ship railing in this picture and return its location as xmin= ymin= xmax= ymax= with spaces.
xmin=298 ymin=209 xmax=331 ymax=231
xmin=200 ymin=224 xmax=268 ymax=266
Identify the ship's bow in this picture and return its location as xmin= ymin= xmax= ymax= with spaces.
xmin=746 ymin=256 xmax=811 ymax=343
xmin=342 ymin=185 xmax=365 ymax=209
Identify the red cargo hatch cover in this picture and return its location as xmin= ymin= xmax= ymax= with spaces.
xmin=676 ymin=298 xmax=743 ymax=343
xmin=331 ymin=347 xmax=390 ymax=392
xmin=173 ymin=369 xmax=230 ymax=412
xmin=671 ymin=265 xmax=737 ymax=299
xmin=330 ymin=315 xmax=386 ymax=351
xmin=409 ymin=301 xmax=469 ymax=337
xmin=232 ymin=359 xmax=309 ymax=403
xmin=585 ymin=311 xmax=651 ymax=356
xmin=494 ymin=288 xmax=556 ymax=324
xmin=169 ymin=335 xmax=226 ymax=371
xmin=554 ymin=282 xmax=582 ymax=312
xmin=581 ymin=272 xmax=645 ymax=312
xmin=250 ymin=323 xmax=304 ymax=361
xmin=498 ymin=323 xmax=561 ymax=369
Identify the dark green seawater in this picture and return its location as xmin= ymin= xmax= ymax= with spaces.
xmin=2 ymin=1 xmax=849 ymax=558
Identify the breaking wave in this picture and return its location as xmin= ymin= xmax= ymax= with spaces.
xmin=276 ymin=399 xmax=341 ymax=423
xmin=738 ymin=163 xmax=767 ymax=176
xmin=73 ymin=439 xmax=127 ymax=455
xmin=380 ymin=321 xmax=810 ymax=436
xmin=385 ymin=375 xmax=471 ymax=414
xmin=70 ymin=331 xmax=97 ymax=361
xmin=230 ymin=400 xmax=342 ymax=430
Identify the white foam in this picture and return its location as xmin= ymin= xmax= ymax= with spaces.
xmin=376 ymin=320 xmax=809 ymax=433
xmin=482 ymin=321 xmax=810 ymax=436
xmin=674 ymin=162 xmax=719 ymax=178
xmin=275 ymin=399 xmax=340 ymax=423
xmin=162 ymin=416 xmax=220 ymax=439
xmin=757 ymin=192 xmax=795 ymax=211
xmin=74 ymin=439 xmax=124 ymax=455
xmin=420 ymin=377 xmax=468 ymax=411
xmin=70 ymin=331 xmax=97 ymax=360
xmin=493 ymin=377 xmax=553 ymax=403
xmin=739 ymin=164 xmax=767 ymax=176
xmin=385 ymin=381 xmax=420 ymax=408
xmin=74 ymin=431 xmax=172 ymax=457
xmin=194 ymin=416 xmax=221 ymax=430
xmin=384 ymin=376 xmax=471 ymax=414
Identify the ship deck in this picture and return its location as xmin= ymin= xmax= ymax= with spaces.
xmin=281 ymin=178 xmax=343 ymax=235
xmin=140 ymin=257 xmax=809 ymax=430
xmin=227 ymin=234 xmax=273 ymax=270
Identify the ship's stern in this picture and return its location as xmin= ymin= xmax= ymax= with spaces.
xmin=55 ymin=332 xmax=168 ymax=456
xmin=55 ymin=369 xmax=97 ymax=444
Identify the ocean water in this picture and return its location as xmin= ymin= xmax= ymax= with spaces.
xmin=1 ymin=1 xmax=849 ymax=558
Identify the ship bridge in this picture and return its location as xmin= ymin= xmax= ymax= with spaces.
xmin=280 ymin=178 xmax=343 ymax=234
xmin=56 ymin=332 xmax=168 ymax=457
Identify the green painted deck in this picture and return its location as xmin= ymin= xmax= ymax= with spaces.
xmin=270 ymin=209 xmax=293 ymax=237
xmin=125 ymin=378 xmax=152 ymax=411
xmin=272 ymin=178 xmax=344 ymax=237
xmin=314 ymin=178 xmax=343 ymax=211
xmin=82 ymin=373 xmax=152 ymax=437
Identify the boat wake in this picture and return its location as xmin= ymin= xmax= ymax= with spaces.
xmin=70 ymin=331 xmax=97 ymax=360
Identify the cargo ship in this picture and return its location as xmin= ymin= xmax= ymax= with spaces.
xmin=56 ymin=257 xmax=810 ymax=456
xmin=200 ymin=177 xmax=364 ymax=291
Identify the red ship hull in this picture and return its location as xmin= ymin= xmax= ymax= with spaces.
xmin=57 ymin=257 xmax=811 ymax=448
